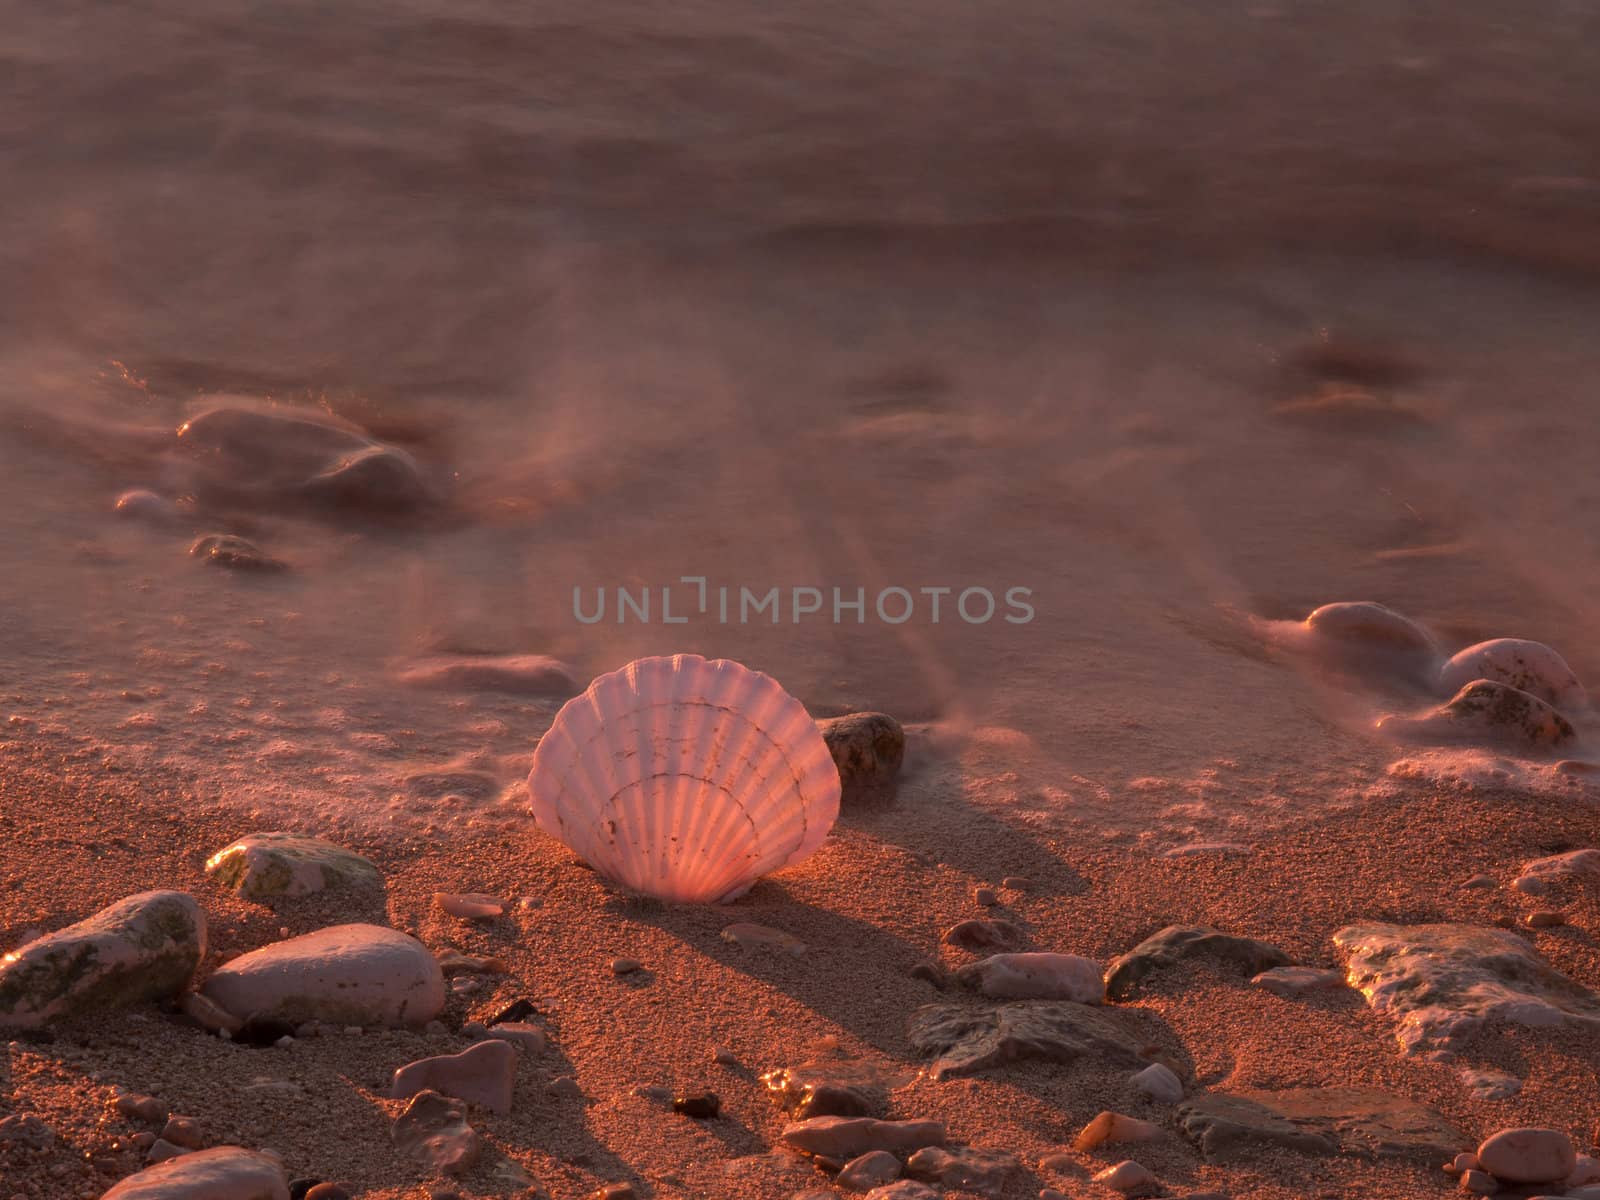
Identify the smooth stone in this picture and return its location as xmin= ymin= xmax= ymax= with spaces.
xmin=1131 ymin=1062 xmax=1184 ymax=1103
xmin=1177 ymin=1087 xmax=1467 ymax=1163
xmin=114 ymin=489 xmax=180 ymax=523
xmin=147 ymin=1139 xmax=188 ymax=1163
xmin=1439 ymin=639 xmax=1585 ymax=712
xmin=1570 ymin=1153 xmax=1600 ymax=1186
xmin=1074 ymin=1111 xmax=1162 ymax=1151
xmin=101 ymin=1146 xmax=289 ymax=1200
xmin=816 ymin=712 xmax=905 ymax=797
xmin=1476 ymin=1127 xmax=1575 ymax=1184
xmin=1093 ymin=1160 xmax=1157 ymax=1195
xmin=433 ymin=893 xmax=504 ymax=920
xmin=611 ymin=957 xmax=642 ymax=975
xmin=390 ymin=1039 xmax=517 ymax=1113
xmin=837 ymin=1151 xmax=901 ymax=1191
xmin=202 ymin=924 xmax=445 ymax=1027
xmin=780 ymin=1116 xmax=944 ymax=1160
xmin=941 ymin=919 xmax=1026 ymax=952
xmin=1458 ymin=1169 xmax=1496 ymax=1195
xmin=1250 ymin=966 xmax=1346 ymax=998
xmin=180 ymin=991 xmax=243 ymax=1036
xmin=973 ymin=886 xmax=998 ymax=906
xmin=761 ymin=1060 xmax=892 ymax=1120
xmin=1514 ymin=849 xmax=1600 ymax=894
xmin=204 ymin=833 xmax=381 ymax=900
xmin=1446 ymin=1151 xmax=1480 ymax=1174
xmin=908 ymin=1000 xmax=1145 ymax=1080
xmin=189 ymin=534 xmax=287 ymax=572
xmin=1104 ymin=926 xmax=1291 ymax=1000
xmin=904 ymin=1146 xmax=1016 ymax=1197
xmin=1333 ymin=922 xmax=1600 ymax=1057
xmin=1460 ymin=874 xmax=1497 ymax=890
xmin=1303 ymin=601 xmax=1440 ymax=681
xmin=1378 ymin=680 xmax=1575 ymax=749
xmin=392 ymin=1090 xmax=481 ymax=1176
xmin=956 ymin=953 xmax=1104 ymax=1003
xmin=721 ymin=923 xmax=806 ymax=956
xmin=398 ymin=655 xmax=577 ymax=696
xmin=1459 ymin=1068 xmax=1522 ymax=1100
xmin=0 ymin=891 xmax=205 ymax=1029
xmin=160 ymin=1116 xmax=205 ymax=1150
xmin=1525 ymin=910 xmax=1566 ymax=929
xmin=1001 ymin=876 xmax=1030 ymax=891
xmin=436 ymin=950 xmax=507 ymax=977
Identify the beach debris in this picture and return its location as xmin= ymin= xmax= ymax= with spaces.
xmin=762 ymin=1059 xmax=895 ymax=1120
xmin=1001 ymin=875 xmax=1030 ymax=891
xmin=101 ymin=1145 xmax=290 ymax=1200
xmin=189 ymin=533 xmax=287 ymax=572
xmin=392 ymin=1090 xmax=481 ymax=1176
xmin=1475 ymin=1127 xmax=1575 ymax=1184
xmin=1513 ymin=848 xmax=1600 ymax=895
xmin=817 ymin=712 xmax=905 ymax=798
xmin=1249 ymin=966 xmax=1346 ymax=999
xmin=1333 ymin=921 xmax=1600 ymax=1057
xmin=527 ymin=655 xmax=840 ymax=903
xmin=205 ymin=832 xmax=382 ymax=900
xmin=1103 ymin=925 xmax=1291 ymax=1000
xmin=908 ymin=1000 xmax=1144 ymax=1080
xmin=956 ymin=952 xmax=1104 ymax=1003
xmin=390 ymin=1039 xmax=518 ymax=1113
xmin=837 ymin=1150 xmax=901 ymax=1190
xmin=905 ymin=1145 xmax=1017 ymax=1196
xmin=0 ymin=890 xmax=205 ymax=1029
xmin=1379 ymin=679 xmax=1575 ymax=749
xmin=781 ymin=1116 xmax=944 ymax=1161
xmin=1130 ymin=1062 xmax=1184 ymax=1104
xmin=941 ymin=919 xmax=1026 ymax=952
xmin=1074 ymin=1111 xmax=1162 ymax=1151
xmin=1093 ymin=1160 xmax=1158 ymax=1195
xmin=672 ymin=1092 xmax=721 ymax=1119
xmin=433 ymin=892 xmax=504 ymax=920
xmin=398 ymin=654 xmax=577 ymax=696
xmin=203 ymin=924 xmax=445 ymax=1027
xmin=1438 ymin=638 xmax=1585 ymax=711
xmin=174 ymin=403 xmax=434 ymax=517
xmin=1177 ymin=1087 xmax=1466 ymax=1163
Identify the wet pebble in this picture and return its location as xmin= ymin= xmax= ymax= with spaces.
xmin=1074 ymin=1111 xmax=1161 ymax=1151
xmin=189 ymin=533 xmax=286 ymax=572
xmin=611 ymin=957 xmax=643 ymax=975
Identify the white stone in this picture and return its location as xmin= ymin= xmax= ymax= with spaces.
xmin=1130 ymin=1062 xmax=1183 ymax=1103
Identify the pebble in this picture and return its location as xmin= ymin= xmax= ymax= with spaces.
xmin=1525 ymin=910 xmax=1566 ymax=928
xmin=1458 ymin=1168 xmax=1496 ymax=1194
xmin=1130 ymin=1062 xmax=1184 ymax=1103
xmin=1073 ymin=1111 xmax=1162 ymax=1151
xmin=390 ymin=1038 xmax=518 ymax=1114
xmin=956 ymin=952 xmax=1103 ymax=1003
xmin=1476 ymin=1127 xmax=1575 ymax=1184
xmin=712 ymin=1044 xmax=740 ymax=1065
xmin=189 ymin=533 xmax=287 ymax=572
xmin=1460 ymin=874 xmax=1497 ymax=890
xmin=115 ymin=1095 xmax=170 ymax=1125
xmin=816 ymin=711 xmax=905 ymax=797
xmin=1250 ymin=966 xmax=1346 ymax=998
xmin=204 ymin=833 xmax=381 ymax=899
xmin=837 ymin=1150 xmax=901 ymax=1190
xmin=781 ymin=1116 xmax=945 ymax=1160
xmin=973 ymin=886 xmax=998 ymax=906
xmin=1444 ymin=1152 xmax=1479 ymax=1175
xmin=905 ymin=1145 xmax=1017 ymax=1195
xmin=486 ymin=1022 xmax=546 ymax=1053
xmin=392 ymin=1090 xmax=481 ymax=1177
xmin=1438 ymin=638 xmax=1585 ymax=712
xmin=433 ymin=892 xmax=505 ymax=920
xmin=673 ymin=1092 xmax=721 ymax=1119
xmin=1093 ymin=1160 xmax=1157 ymax=1194
xmin=908 ymin=961 xmax=948 ymax=989
xmin=303 ymin=1188 xmax=349 ymax=1200
xmin=147 ymin=1139 xmax=189 ymax=1163
xmin=1378 ymin=679 xmax=1575 ymax=749
xmin=547 ymin=1076 xmax=583 ymax=1099
xmin=1001 ymin=876 xmax=1030 ymax=891
xmin=862 ymin=1183 xmax=937 ymax=1200
xmin=160 ymin=1116 xmax=205 ymax=1150
xmin=611 ymin=957 xmax=643 ymax=975
xmin=593 ymin=1185 xmax=635 ymax=1200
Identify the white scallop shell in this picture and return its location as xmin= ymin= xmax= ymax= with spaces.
xmin=527 ymin=655 xmax=841 ymax=903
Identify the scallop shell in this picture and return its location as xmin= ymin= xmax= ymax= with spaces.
xmin=527 ymin=655 xmax=841 ymax=903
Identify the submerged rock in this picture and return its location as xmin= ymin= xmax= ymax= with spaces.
xmin=0 ymin=891 xmax=205 ymax=1029
xmin=202 ymin=924 xmax=445 ymax=1027
xmin=817 ymin=712 xmax=905 ymax=798
xmin=390 ymin=1038 xmax=518 ymax=1113
xmin=398 ymin=654 xmax=577 ymax=696
xmin=1439 ymin=638 xmax=1585 ymax=712
xmin=1104 ymin=926 xmax=1291 ymax=1000
xmin=392 ymin=1090 xmax=481 ymax=1176
xmin=1302 ymin=601 xmax=1440 ymax=683
xmin=205 ymin=833 xmax=382 ymax=900
xmin=100 ymin=1146 xmax=289 ymax=1200
xmin=907 ymin=1000 xmax=1145 ymax=1080
xmin=1332 ymin=922 xmax=1600 ymax=1057
xmin=1378 ymin=680 xmax=1575 ymax=750
xmin=189 ymin=533 xmax=287 ymax=572
xmin=956 ymin=952 xmax=1104 ymax=1003
xmin=1177 ymin=1087 xmax=1466 ymax=1163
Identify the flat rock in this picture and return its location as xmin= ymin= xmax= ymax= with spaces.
xmin=398 ymin=654 xmax=576 ymax=696
xmin=941 ymin=919 xmax=1026 ymax=952
xmin=1104 ymin=926 xmax=1291 ymax=1000
xmin=100 ymin=1146 xmax=289 ymax=1200
xmin=722 ymin=923 xmax=806 ymax=956
xmin=907 ymin=1000 xmax=1145 ymax=1080
xmin=392 ymin=1090 xmax=481 ymax=1176
xmin=1332 ymin=922 xmax=1600 ymax=1057
xmin=956 ymin=953 xmax=1104 ymax=1003
xmin=905 ymin=1145 xmax=1017 ymax=1197
xmin=1439 ymin=639 xmax=1585 ymax=712
xmin=0 ymin=890 xmax=205 ymax=1029
xmin=1250 ymin=966 xmax=1346 ymax=999
xmin=390 ymin=1039 xmax=518 ymax=1113
xmin=1378 ymin=680 xmax=1575 ymax=750
xmin=1178 ymin=1087 xmax=1467 ymax=1163
xmin=1476 ymin=1127 xmax=1575 ymax=1184
xmin=781 ymin=1116 xmax=944 ymax=1161
xmin=1459 ymin=1068 xmax=1522 ymax=1101
xmin=817 ymin=712 xmax=905 ymax=798
xmin=762 ymin=1060 xmax=893 ymax=1119
xmin=1514 ymin=849 xmax=1600 ymax=895
xmin=204 ymin=833 xmax=382 ymax=900
xmin=202 ymin=923 xmax=445 ymax=1027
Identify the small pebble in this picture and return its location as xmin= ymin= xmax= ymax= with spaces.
xmin=594 ymin=1185 xmax=635 ymax=1200
xmin=305 ymin=1186 xmax=352 ymax=1200
xmin=114 ymin=1095 xmax=168 ymax=1125
xmin=1459 ymin=1168 xmax=1496 ymax=1195
xmin=973 ymin=886 xmax=998 ymax=906
xmin=159 ymin=1116 xmax=205 ymax=1150
xmin=673 ymin=1092 xmax=721 ymax=1119
xmin=547 ymin=1076 xmax=583 ymax=1099
xmin=1525 ymin=910 xmax=1566 ymax=928
xmin=145 ymin=1138 xmax=187 ymax=1163
xmin=711 ymin=1045 xmax=739 ymax=1066
xmin=611 ymin=957 xmax=643 ymax=975
xmin=1093 ymin=1160 xmax=1157 ymax=1194
xmin=1001 ymin=876 xmax=1031 ymax=891
xmin=1460 ymin=874 xmax=1496 ymax=890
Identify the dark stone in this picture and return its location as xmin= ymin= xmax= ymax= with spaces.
xmin=908 ymin=1001 xmax=1145 ymax=1080
xmin=234 ymin=1015 xmax=299 ymax=1047
xmin=761 ymin=1060 xmax=890 ymax=1119
xmin=672 ymin=1092 xmax=721 ymax=1119
xmin=818 ymin=712 xmax=905 ymax=798
xmin=288 ymin=1181 xmax=323 ymax=1200
xmin=189 ymin=534 xmax=287 ymax=572
xmin=486 ymin=998 xmax=538 ymax=1025
xmin=942 ymin=919 xmax=1026 ymax=952
xmin=1177 ymin=1088 xmax=1467 ymax=1164
xmin=1104 ymin=926 xmax=1291 ymax=1000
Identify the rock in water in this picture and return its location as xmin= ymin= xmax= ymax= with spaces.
xmin=189 ymin=534 xmax=287 ymax=572
xmin=205 ymin=833 xmax=382 ymax=900
xmin=398 ymin=654 xmax=578 ymax=696
xmin=0 ymin=891 xmax=205 ymax=1029
xmin=907 ymin=1001 xmax=1145 ymax=1080
xmin=202 ymin=924 xmax=445 ymax=1027
xmin=1302 ymin=601 xmax=1440 ymax=683
xmin=955 ymin=953 xmax=1104 ymax=1003
xmin=392 ymin=1090 xmax=481 ymax=1176
xmin=1475 ymin=1127 xmax=1576 ymax=1184
xmin=1103 ymin=926 xmax=1291 ymax=1000
xmin=100 ymin=1146 xmax=289 ymax=1199
xmin=390 ymin=1039 xmax=518 ymax=1113
xmin=817 ymin=712 xmax=905 ymax=798
xmin=1178 ymin=1088 xmax=1467 ymax=1164
xmin=1333 ymin=922 xmax=1600 ymax=1057
xmin=1438 ymin=639 xmax=1585 ymax=712
xmin=1377 ymin=680 xmax=1575 ymax=749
